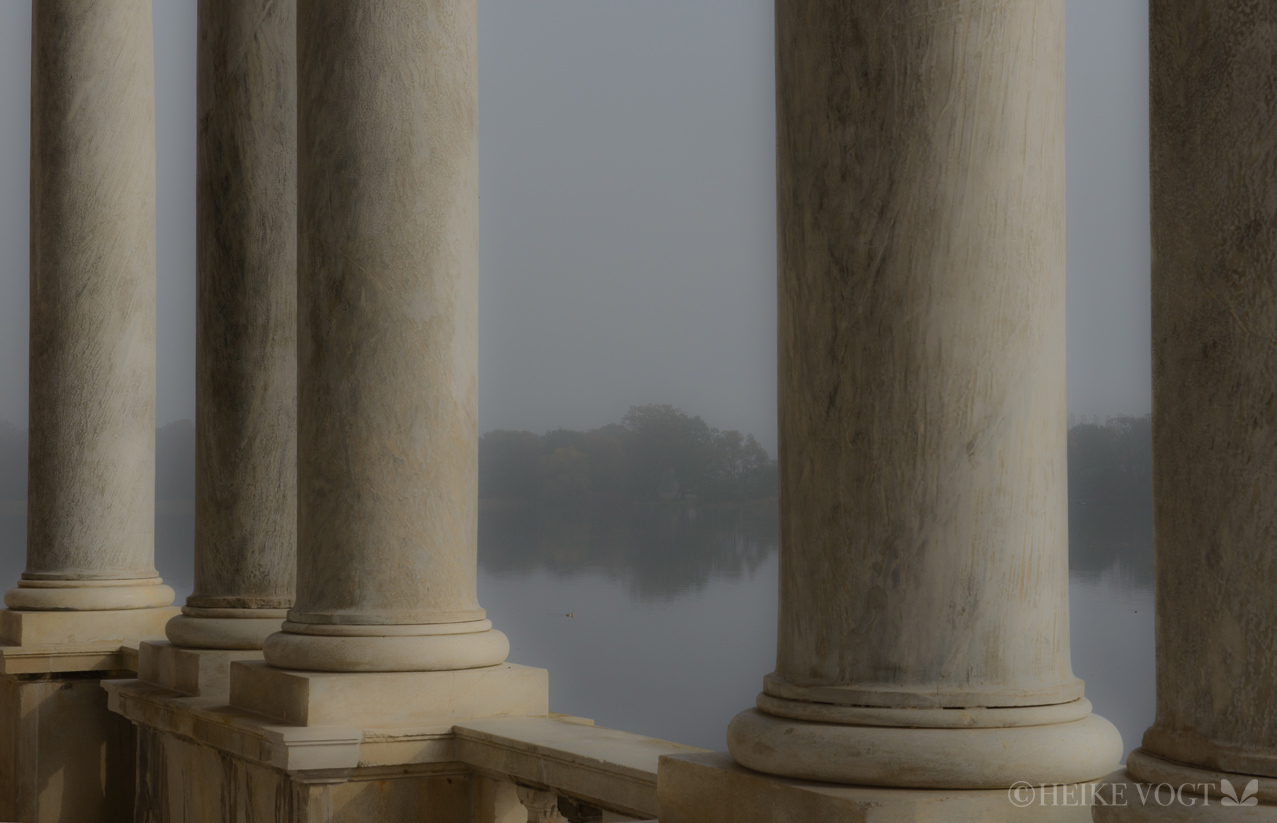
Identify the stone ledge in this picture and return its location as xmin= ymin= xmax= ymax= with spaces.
xmin=0 ymin=606 xmax=178 ymax=676
xmin=658 ymin=751 xmax=1103 ymax=823
xmin=1 ymin=606 xmax=178 ymax=649
xmin=108 ymin=667 xmax=550 ymax=774
xmin=0 ymin=642 xmax=132 ymax=676
xmin=455 ymin=715 xmax=705 ymax=819
xmin=229 ymin=660 xmax=549 ymax=728
xmin=107 ymin=679 xmax=371 ymax=772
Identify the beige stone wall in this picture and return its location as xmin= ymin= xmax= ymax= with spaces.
xmin=0 ymin=673 xmax=136 ymax=823
xmin=133 ymin=727 xmax=473 ymax=823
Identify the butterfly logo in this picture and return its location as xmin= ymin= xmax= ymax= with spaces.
xmin=1220 ymin=778 xmax=1259 ymax=807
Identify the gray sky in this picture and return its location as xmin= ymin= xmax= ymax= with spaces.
xmin=0 ymin=0 xmax=1150 ymax=453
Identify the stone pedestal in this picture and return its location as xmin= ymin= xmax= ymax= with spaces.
xmin=0 ymin=607 xmax=175 ymax=823
xmin=138 ymin=641 xmax=263 ymax=700
xmin=0 ymin=655 xmax=138 ymax=823
xmin=1096 ymin=1 xmax=1277 ymax=818
xmin=662 ymin=0 xmax=1120 ymax=815
xmin=106 ymin=663 xmax=548 ymax=823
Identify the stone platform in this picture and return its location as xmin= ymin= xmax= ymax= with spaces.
xmin=107 ymin=661 xmax=550 ymax=823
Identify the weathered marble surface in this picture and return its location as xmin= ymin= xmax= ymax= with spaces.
xmin=265 ymin=0 xmax=506 ymax=671
xmin=770 ymin=0 xmax=1074 ymax=710
xmin=1098 ymin=0 xmax=1277 ymax=809
xmin=10 ymin=0 xmax=172 ymax=611
xmin=719 ymin=0 xmax=1120 ymax=789
xmin=166 ymin=0 xmax=297 ymax=651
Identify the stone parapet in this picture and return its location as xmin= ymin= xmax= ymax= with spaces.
xmin=660 ymin=751 xmax=1105 ymax=823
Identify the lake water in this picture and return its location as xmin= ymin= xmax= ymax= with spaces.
xmin=0 ymin=500 xmax=1155 ymax=757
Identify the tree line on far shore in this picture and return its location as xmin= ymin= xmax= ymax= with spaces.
xmin=1066 ymin=415 xmax=1152 ymax=509
xmin=480 ymin=404 xmax=777 ymax=505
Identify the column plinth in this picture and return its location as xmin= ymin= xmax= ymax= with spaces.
xmin=258 ymin=0 xmax=508 ymax=676
xmin=720 ymin=0 xmax=1120 ymax=792
xmin=1097 ymin=0 xmax=1277 ymax=817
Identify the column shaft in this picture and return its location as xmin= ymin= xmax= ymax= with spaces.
xmin=262 ymin=0 xmax=507 ymax=672
xmin=1124 ymin=0 xmax=1277 ymax=788
xmin=726 ymin=0 xmax=1120 ymax=788
xmin=6 ymin=0 xmax=172 ymax=612
xmin=164 ymin=0 xmax=297 ymax=651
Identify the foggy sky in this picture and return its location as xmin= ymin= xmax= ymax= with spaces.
xmin=0 ymin=1 xmax=1150 ymax=454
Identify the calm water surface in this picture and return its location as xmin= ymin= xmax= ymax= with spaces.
xmin=0 ymin=500 xmax=1154 ymax=756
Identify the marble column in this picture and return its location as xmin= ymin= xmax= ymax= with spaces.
xmin=163 ymin=0 xmax=297 ymax=652
xmin=262 ymin=0 xmax=508 ymax=672
xmin=0 ymin=3 xmax=173 ymax=820
xmin=5 ymin=0 xmax=173 ymax=618
xmin=725 ymin=0 xmax=1120 ymax=789
xmin=1096 ymin=1 xmax=1277 ymax=817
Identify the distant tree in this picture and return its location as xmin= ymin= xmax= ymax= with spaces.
xmin=582 ymin=428 xmax=627 ymax=496
xmin=538 ymin=446 xmax=590 ymax=503
xmin=622 ymin=404 xmax=717 ymax=501
xmin=1067 ymin=415 xmax=1152 ymax=507
xmin=476 ymin=406 xmax=778 ymax=505
xmin=479 ymin=430 xmax=542 ymax=500
xmin=156 ymin=419 xmax=195 ymax=501
xmin=542 ymin=428 xmax=586 ymax=455
xmin=706 ymin=430 xmax=777 ymax=501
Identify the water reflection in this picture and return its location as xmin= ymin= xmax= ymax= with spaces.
xmin=479 ymin=502 xmax=778 ymax=599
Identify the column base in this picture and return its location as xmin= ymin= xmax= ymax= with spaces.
xmin=727 ymin=701 xmax=1122 ymax=788
xmin=138 ymin=640 xmax=264 ymax=699
xmin=658 ymin=751 xmax=1103 ymax=822
xmin=165 ymin=606 xmax=288 ymax=650
xmin=263 ymin=619 xmax=510 ymax=671
xmin=1092 ymin=754 xmax=1277 ymax=820
xmin=4 ymin=576 xmax=175 ymax=610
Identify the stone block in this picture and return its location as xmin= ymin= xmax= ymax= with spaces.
xmin=229 ymin=660 xmax=549 ymax=728
xmin=455 ymin=715 xmax=704 ymax=819
xmin=138 ymin=640 xmax=263 ymax=699
xmin=0 ymin=606 xmax=178 ymax=649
